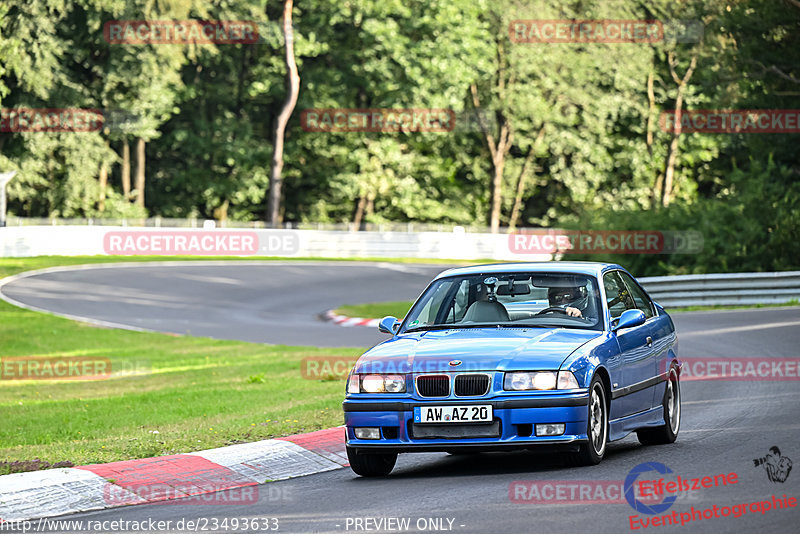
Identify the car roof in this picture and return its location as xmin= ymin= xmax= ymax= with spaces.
xmin=434 ymin=261 xmax=622 ymax=280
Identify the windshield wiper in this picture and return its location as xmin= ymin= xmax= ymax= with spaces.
xmin=517 ymin=322 xmax=595 ymax=330
xmin=404 ymin=323 xmax=517 ymax=333
xmin=494 ymin=323 xmax=549 ymax=328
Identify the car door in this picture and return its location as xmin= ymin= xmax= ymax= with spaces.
xmin=603 ymin=271 xmax=658 ymax=418
xmin=618 ymin=271 xmax=673 ymax=408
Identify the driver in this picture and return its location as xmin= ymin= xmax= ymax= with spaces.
xmin=548 ymin=284 xmax=590 ymax=318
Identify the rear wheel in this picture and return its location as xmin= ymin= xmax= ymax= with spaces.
xmin=570 ymin=375 xmax=608 ymax=466
xmin=637 ymin=366 xmax=680 ymax=445
xmin=346 ymin=446 xmax=397 ymax=477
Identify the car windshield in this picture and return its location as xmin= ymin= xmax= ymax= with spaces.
xmin=403 ymin=272 xmax=603 ymax=332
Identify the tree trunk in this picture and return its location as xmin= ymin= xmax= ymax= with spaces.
xmin=470 ymin=84 xmax=513 ymax=234
xmin=646 ymin=65 xmax=655 ymax=154
xmin=646 ymin=62 xmax=664 ymax=210
xmin=353 ymin=194 xmax=367 ymax=229
xmin=121 ymin=140 xmax=131 ymax=198
xmin=266 ymin=0 xmax=300 ymax=226
xmin=98 ymin=162 xmax=108 ymax=212
xmin=508 ymin=147 xmax=534 ymax=231
xmin=134 ymin=137 xmax=145 ymax=208
xmin=489 ymin=158 xmax=505 ymax=232
xmin=508 ymin=126 xmax=545 ymax=231
xmin=366 ymin=192 xmax=375 ymax=215
xmin=662 ymin=136 xmax=680 ymax=207
xmin=661 ymin=52 xmax=697 ymax=208
xmin=213 ymin=199 xmax=229 ymax=222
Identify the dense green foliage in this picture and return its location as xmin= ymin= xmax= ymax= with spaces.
xmin=0 ymin=0 xmax=797 ymax=274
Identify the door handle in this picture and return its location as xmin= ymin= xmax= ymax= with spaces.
xmin=646 ymin=336 xmax=653 ymax=347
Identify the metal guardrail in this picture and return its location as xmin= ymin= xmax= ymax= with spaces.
xmin=4 ymin=216 xmax=500 ymax=234
xmin=639 ymin=271 xmax=800 ymax=308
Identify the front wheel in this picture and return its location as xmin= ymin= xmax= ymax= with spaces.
xmin=346 ymin=446 xmax=397 ymax=477
xmin=637 ymin=366 xmax=680 ymax=445
xmin=570 ymin=375 xmax=608 ymax=466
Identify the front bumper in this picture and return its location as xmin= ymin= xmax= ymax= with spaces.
xmin=343 ymin=393 xmax=589 ymax=454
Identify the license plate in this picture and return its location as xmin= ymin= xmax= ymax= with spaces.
xmin=413 ymin=405 xmax=493 ymax=424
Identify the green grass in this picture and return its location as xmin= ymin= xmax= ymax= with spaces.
xmin=0 ymin=256 xmax=376 ymax=474
xmin=335 ymin=301 xmax=414 ymax=320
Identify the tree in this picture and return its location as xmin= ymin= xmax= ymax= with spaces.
xmin=267 ymin=0 xmax=300 ymax=225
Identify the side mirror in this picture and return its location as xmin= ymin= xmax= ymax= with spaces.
xmin=613 ymin=309 xmax=646 ymax=332
xmin=378 ymin=316 xmax=400 ymax=335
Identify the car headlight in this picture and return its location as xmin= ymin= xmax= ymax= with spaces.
xmin=504 ymin=371 xmax=580 ymax=391
xmin=350 ymin=374 xmax=406 ymax=393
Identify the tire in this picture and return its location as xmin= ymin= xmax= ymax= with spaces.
xmin=637 ymin=366 xmax=681 ymax=446
xmin=570 ymin=375 xmax=609 ymax=466
xmin=346 ymin=446 xmax=397 ymax=477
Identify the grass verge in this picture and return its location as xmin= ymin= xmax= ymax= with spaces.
xmin=0 ymin=256 xmax=371 ymax=474
xmin=335 ymin=301 xmax=413 ymax=320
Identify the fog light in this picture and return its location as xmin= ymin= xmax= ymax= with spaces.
xmin=354 ymin=427 xmax=381 ymax=440
xmin=535 ymin=423 xmax=565 ymax=436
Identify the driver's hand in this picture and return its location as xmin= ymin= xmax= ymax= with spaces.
xmin=565 ymin=306 xmax=583 ymax=318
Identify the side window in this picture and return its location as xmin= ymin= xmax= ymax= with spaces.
xmin=603 ymin=271 xmax=635 ymax=320
xmin=619 ymin=272 xmax=655 ymax=319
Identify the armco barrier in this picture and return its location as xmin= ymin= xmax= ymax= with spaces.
xmin=0 ymin=225 xmax=550 ymax=261
xmin=639 ymin=272 xmax=800 ymax=308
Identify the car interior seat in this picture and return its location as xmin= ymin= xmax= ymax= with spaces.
xmin=462 ymin=300 xmax=510 ymax=323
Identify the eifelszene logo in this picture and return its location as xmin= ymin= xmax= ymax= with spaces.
xmin=625 ymin=462 xmax=678 ymax=515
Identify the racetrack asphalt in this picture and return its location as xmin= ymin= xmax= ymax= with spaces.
xmin=0 ymin=261 xmax=450 ymax=348
xmin=2 ymin=262 xmax=799 ymax=533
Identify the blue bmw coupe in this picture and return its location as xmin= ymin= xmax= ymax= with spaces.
xmin=343 ymin=262 xmax=681 ymax=476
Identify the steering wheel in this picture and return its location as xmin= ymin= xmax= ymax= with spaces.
xmin=536 ymin=306 xmax=569 ymax=316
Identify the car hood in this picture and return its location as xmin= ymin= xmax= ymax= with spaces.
xmin=354 ymin=327 xmax=601 ymax=374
